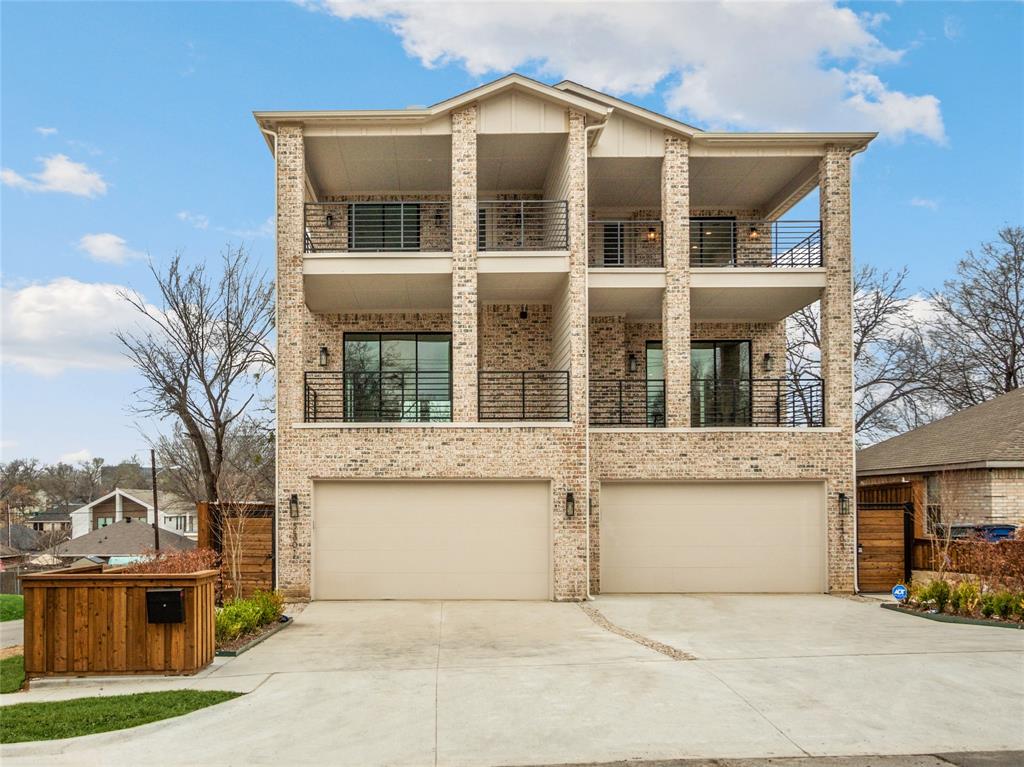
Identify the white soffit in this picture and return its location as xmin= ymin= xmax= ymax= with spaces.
xmin=306 ymin=134 xmax=452 ymax=197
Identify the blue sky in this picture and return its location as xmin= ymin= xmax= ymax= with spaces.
xmin=2 ymin=1 xmax=1022 ymax=464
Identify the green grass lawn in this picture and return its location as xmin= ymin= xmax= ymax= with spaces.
xmin=1 ymin=654 xmax=25 ymax=694
xmin=0 ymin=594 xmax=24 ymax=622
xmin=1 ymin=689 xmax=242 ymax=743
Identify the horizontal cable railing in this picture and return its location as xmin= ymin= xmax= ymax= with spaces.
xmin=588 ymin=220 xmax=663 ymax=267
xmin=304 ymin=201 xmax=452 ymax=253
xmin=478 ymin=200 xmax=568 ymax=251
xmin=304 ymin=370 xmax=452 ymax=423
xmin=691 ymin=377 xmax=824 ymax=427
xmin=689 ymin=219 xmax=822 ymax=268
xmin=478 ymin=371 xmax=570 ymax=421
xmin=589 ymin=379 xmax=666 ymax=427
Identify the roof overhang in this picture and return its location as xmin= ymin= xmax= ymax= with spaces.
xmin=254 ymin=73 xmax=611 ymax=153
xmin=555 ymin=80 xmax=701 ymax=137
xmin=857 ymin=459 xmax=1024 ymax=477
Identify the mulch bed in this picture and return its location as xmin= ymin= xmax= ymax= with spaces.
xmin=215 ymin=617 xmax=292 ymax=656
xmin=881 ymin=602 xmax=1023 ymax=629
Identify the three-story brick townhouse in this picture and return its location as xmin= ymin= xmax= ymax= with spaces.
xmin=255 ymin=74 xmax=873 ymax=601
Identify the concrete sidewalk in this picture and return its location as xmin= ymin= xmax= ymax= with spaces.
xmin=2 ymin=596 xmax=1022 ymax=766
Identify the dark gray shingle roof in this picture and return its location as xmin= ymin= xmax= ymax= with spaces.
xmin=56 ymin=520 xmax=196 ymax=557
xmin=857 ymin=388 xmax=1024 ymax=474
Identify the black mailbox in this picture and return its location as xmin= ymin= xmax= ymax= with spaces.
xmin=146 ymin=588 xmax=185 ymax=624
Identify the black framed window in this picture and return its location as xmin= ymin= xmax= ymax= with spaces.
xmin=348 ymin=203 xmax=421 ymax=251
xmin=343 ymin=332 xmax=451 ymax=422
xmin=691 ymin=340 xmax=752 ymax=426
xmin=645 ymin=341 xmax=665 ymax=427
xmin=690 ymin=216 xmax=736 ymax=266
xmin=603 ymin=222 xmax=624 ymax=266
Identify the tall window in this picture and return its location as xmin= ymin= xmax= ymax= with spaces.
xmin=691 ymin=340 xmax=752 ymax=426
xmin=645 ymin=341 xmax=665 ymax=427
xmin=690 ymin=217 xmax=736 ymax=266
xmin=344 ymin=333 xmax=452 ymax=422
xmin=348 ymin=203 xmax=421 ymax=251
xmin=603 ymin=223 xmax=624 ymax=266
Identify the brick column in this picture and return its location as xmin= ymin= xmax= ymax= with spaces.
xmin=820 ymin=144 xmax=856 ymax=591
xmin=451 ymin=107 xmax=478 ymax=421
xmin=275 ymin=124 xmax=311 ymax=598
xmin=661 ymin=133 xmax=691 ymax=427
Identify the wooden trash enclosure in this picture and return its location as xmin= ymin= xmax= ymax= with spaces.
xmin=20 ymin=566 xmax=217 ymax=677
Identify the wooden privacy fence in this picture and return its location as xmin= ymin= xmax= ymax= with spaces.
xmin=20 ymin=566 xmax=217 ymax=677
xmin=197 ymin=501 xmax=275 ymax=599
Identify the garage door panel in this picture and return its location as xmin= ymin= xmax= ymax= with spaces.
xmin=313 ymin=480 xmax=550 ymax=600
xmin=601 ymin=481 xmax=825 ymax=593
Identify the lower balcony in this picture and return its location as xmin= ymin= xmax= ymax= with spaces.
xmin=691 ymin=377 xmax=824 ymax=427
xmin=588 ymin=377 xmax=825 ymax=428
xmin=302 ymin=369 xmax=571 ymax=423
xmin=478 ymin=371 xmax=570 ymax=421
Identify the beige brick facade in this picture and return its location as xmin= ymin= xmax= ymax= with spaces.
xmin=269 ymin=82 xmax=862 ymax=601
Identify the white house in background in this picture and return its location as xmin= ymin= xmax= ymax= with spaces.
xmin=69 ymin=488 xmax=198 ymax=541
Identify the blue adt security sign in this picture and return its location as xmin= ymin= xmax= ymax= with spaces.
xmin=892 ymin=584 xmax=908 ymax=601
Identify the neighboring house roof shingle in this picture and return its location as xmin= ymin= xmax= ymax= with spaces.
xmin=0 ymin=543 xmax=22 ymax=559
xmin=55 ymin=519 xmax=196 ymax=557
xmin=857 ymin=388 xmax=1024 ymax=475
xmin=0 ymin=524 xmax=41 ymax=551
xmin=29 ymin=509 xmax=72 ymax=523
xmin=118 ymin=488 xmax=194 ymax=515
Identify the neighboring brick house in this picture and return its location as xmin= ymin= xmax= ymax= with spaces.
xmin=858 ymin=388 xmax=1024 ymax=534
xmin=255 ymin=74 xmax=872 ymax=601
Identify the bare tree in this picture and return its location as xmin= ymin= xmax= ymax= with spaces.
xmin=788 ymin=265 xmax=936 ymax=444
xmin=38 ymin=462 xmax=80 ymax=512
xmin=1 ymin=459 xmax=41 ymax=527
xmin=117 ymin=247 xmax=274 ymax=503
xmin=924 ymin=226 xmax=1024 ymax=410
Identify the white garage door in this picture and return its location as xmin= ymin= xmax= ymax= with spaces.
xmin=313 ymin=480 xmax=550 ymax=600
xmin=601 ymin=481 xmax=825 ymax=593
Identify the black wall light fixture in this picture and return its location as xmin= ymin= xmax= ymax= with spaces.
xmin=565 ymin=491 xmax=575 ymax=518
xmin=289 ymin=494 xmax=300 ymax=518
xmin=319 ymin=346 xmax=329 ymax=367
xmin=838 ymin=492 xmax=851 ymax=516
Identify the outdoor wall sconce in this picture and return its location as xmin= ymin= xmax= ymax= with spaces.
xmin=319 ymin=346 xmax=329 ymax=367
xmin=565 ymin=491 xmax=575 ymax=518
xmin=628 ymin=353 xmax=638 ymax=373
xmin=762 ymin=352 xmax=773 ymax=373
xmin=646 ymin=227 xmax=658 ymax=242
xmin=519 ymin=305 xmax=529 ymax=320
xmin=748 ymin=225 xmax=760 ymax=240
xmin=838 ymin=492 xmax=851 ymax=516
xmin=289 ymin=494 xmax=300 ymax=518
xmin=325 ymin=213 xmax=334 ymax=229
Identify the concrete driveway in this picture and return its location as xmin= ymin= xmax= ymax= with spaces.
xmin=2 ymin=595 xmax=1022 ymax=766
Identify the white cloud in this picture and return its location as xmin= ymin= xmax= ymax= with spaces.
xmin=1 ymin=277 xmax=149 ymax=376
xmin=177 ymin=211 xmax=274 ymax=239
xmin=1 ymin=154 xmax=107 ymax=197
xmin=35 ymin=126 xmax=58 ymax=137
xmin=177 ymin=210 xmax=210 ymax=230
xmin=909 ymin=197 xmax=939 ymax=210
xmin=943 ymin=16 xmax=962 ymax=41
xmin=77 ymin=233 xmax=145 ymax=264
xmin=58 ymin=449 xmax=92 ymax=464
xmin=311 ymin=0 xmax=945 ymax=143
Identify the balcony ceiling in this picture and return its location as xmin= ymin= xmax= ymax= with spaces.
xmin=690 ymin=156 xmax=819 ymax=213
xmin=477 ymin=133 xmax=564 ymax=193
xmin=305 ymin=135 xmax=452 ymax=197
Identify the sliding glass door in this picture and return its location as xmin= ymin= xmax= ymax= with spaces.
xmin=691 ymin=340 xmax=751 ymax=426
xmin=343 ymin=333 xmax=451 ymax=422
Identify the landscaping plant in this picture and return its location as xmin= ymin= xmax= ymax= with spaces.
xmin=215 ymin=590 xmax=285 ymax=644
xmin=121 ymin=547 xmax=219 ymax=574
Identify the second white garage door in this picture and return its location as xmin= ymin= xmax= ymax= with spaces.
xmin=601 ymin=481 xmax=826 ymax=593
xmin=313 ymin=480 xmax=550 ymax=600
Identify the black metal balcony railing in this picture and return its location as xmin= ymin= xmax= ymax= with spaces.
xmin=589 ymin=379 xmax=666 ymax=427
xmin=478 ymin=371 xmax=570 ymax=421
xmin=588 ymin=220 xmax=663 ymax=267
xmin=691 ymin=377 xmax=824 ymax=427
xmin=303 ymin=201 xmax=452 ymax=253
xmin=304 ymin=370 xmax=452 ymax=423
xmin=689 ymin=219 xmax=822 ymax=268
xmin=478 ymin=200 xmax=568 ymax=251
